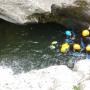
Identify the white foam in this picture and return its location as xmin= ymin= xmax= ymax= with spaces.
xmin=0 ymin=66 xmax=36 ymax=90
xmin=0 ymin=65 xmax=81 ymax=90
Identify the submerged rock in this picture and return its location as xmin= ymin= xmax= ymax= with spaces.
xmin=0 ymin=0 xmax=90 ymax=27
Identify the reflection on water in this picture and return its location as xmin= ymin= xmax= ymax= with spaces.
xmin=0 ymin=20 xmax=83 ymax=73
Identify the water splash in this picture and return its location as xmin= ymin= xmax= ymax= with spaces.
xmin=0 ymin=66 xmax=39 ymax=90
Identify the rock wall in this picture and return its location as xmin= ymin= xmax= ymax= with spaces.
xmin=0 ymin=0 xmax=90 ymax=26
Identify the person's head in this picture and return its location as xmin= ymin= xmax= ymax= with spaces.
xmin=82 ymin=29 xmax=89 ymax=37
xmin=65 ymin=30 xmax=72 ymax=36
xmin=60 ymin=42 xmax=70 ymax=53
xmin=86 ymin=45 xmax=90 ymax=52
xmin=73 ymin=43 xmax=81 ymax=51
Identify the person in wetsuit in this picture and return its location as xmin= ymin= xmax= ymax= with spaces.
xmin=64 ymin=30 xmax=75 ymax=44
xmin=60 ymin=30 xmax=76 ymax=53
xmin=81 ymin=28 xmax=90 ymax=59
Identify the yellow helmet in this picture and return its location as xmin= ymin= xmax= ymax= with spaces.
xmin=86 ymin=45 xmax=90 ymax=51
xmin=61 ymin=42 xmax=69 ymax=47
xmin=82 ymin=29 xmax=89 ymax=37
xmin=73 ymin=44 xmax=81 ymax=50
xmin=60 ymin=43 xmax=70 ymax=53
xmin=60 ymin=47 xmax=67 ymax=53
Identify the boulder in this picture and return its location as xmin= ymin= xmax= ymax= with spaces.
xmin=0 ymin=0 xmax=90 ymax=27
xmin=73 ymin=60 xmax=90 ymax=90
xmin=0 ymin=65 xmax=82 ymax=90
xmin=0 ymin=0 xmax=74 ymax=24
xmin=80 ymin=80 xmax=90 ymax=90
xmin=73 ymin=60 xmax=90 ymax=80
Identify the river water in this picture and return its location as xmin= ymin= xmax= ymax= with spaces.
xmin=0 ymin=20 xmax=86 ymax=90
xmin=0 ymin=20 xmax=85 ymax=74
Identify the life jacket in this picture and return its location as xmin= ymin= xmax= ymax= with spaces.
xmin=65 ymin=38 xmax=73 ymax=44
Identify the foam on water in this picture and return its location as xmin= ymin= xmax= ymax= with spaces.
xmin=0 ymin=65 xmax=55 ymax=90
xmin=0 ymin=66 xmax=37 ymax=90
xmin=0 ymin=64 xmax=82 ymax=90
xmin=0 ymin=64 xmax=35 ymax=90
xmin=0 ymin=65 xmax=50 ymax=90
xmin=0 ymin=66 xmax=15 ymax=90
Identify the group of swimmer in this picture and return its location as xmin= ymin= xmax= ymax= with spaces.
xmin=50 ymin=26 xmax=90 ymax=59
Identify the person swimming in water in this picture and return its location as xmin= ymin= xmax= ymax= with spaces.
xmin=60 ymin=29 xmax=76 ymax=54
xmin=80 ymin=26 xmax=90 ymax=59
xmin=64 ymin=30 xmax=75 ymax=44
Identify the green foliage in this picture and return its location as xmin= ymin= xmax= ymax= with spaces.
xmin=73 ymin=86 xmax=80 ymax=90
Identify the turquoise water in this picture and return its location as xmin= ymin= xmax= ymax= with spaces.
xmin=0 ymin=21 xmax=84 ymax=73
